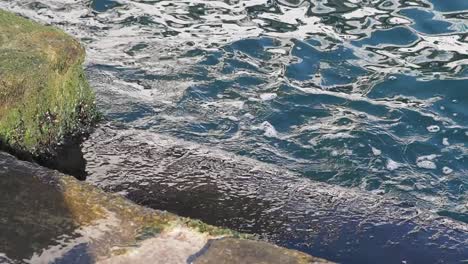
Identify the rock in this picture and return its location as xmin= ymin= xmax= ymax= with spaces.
xmin=0 ymin=151 xmax=329 ymax=263
xmin=0 ymin=10 xmax=98 ymax=162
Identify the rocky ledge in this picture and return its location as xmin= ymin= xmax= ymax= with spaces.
xmin=0 ymin=151 xmax=331 ymax=264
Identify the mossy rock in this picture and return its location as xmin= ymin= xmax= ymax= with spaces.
xmin=0 ymin=10 xmax=98 ymax=157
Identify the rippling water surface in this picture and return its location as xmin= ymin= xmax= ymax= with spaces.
xmin=1 ymin=0 xmax=467 ymax=261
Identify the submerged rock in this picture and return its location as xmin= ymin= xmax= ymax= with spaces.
xmin=83 ymin=124 xmax=468 ymax=264
xmin=0 ymin=151 xmax=329 ymax=263
xmin=0 ymin=10 xmax=99 ymax=173
xmin=193 ymin=238 xmax=326 ymax=264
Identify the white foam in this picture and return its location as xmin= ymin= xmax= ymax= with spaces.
xmin=416 ymin=155 xmax=439 ymax=170
xmin=268 ymin=48 xmax=287 ymax=55
xmin=260 ymin=93 xmax=278 ymax=101
xmin=442 ymin=138 xmax=450 ymax=146
xmin=417 ymin=160 xmax=437 ymax=170
xmin=371 ymin=146 xmax=381 ymax=156
xmin=386 ymin=159 xmax=401 ymax=171
xmin=309 ymin=138 xmax=318 ymax=146
xmin=258 ymin=121 xmax=279 ymax=138
xmin=203 ymin=100 xmax=245 ymax=110
xmin=321 ymin=132 xmax=355 ymax=140
xmin=417 ymin=154 xmax=438 ymax=161
xmin=342 ymin=7 xmax=385 ymax=19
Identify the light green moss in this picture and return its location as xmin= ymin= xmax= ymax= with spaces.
xmin=0 ymin=10 xmax=98 ymax=154
xmin=184 ymin=218 xmax=249 ymax=238
xmin=58 ymin=175 xmax=242 ymax=238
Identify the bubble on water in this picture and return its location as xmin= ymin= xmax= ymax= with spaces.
xmin=260 ymin=93 xmax=278 ymax=101
xmin=440 ymin=106 xmax=445 ymax=110
xmin=442 ymin=167 xmax=453 ymax=175
xmin=442 ymin=138 xmax=449 ymax=146
xmin=427 ymin=125 xmax=440 ymax=133
xmin=386 ymin=159 xmax=401 ymax=171
xmin=371 ymin=146 xmax=382 ymax=156
xmin=331 ymin=150 xmax=339 ymax=157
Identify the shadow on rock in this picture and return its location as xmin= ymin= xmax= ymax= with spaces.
xmin=0 ymin=154 xmax=84 ymax=262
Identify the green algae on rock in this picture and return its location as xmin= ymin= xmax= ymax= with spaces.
xmin=0 ymin=151 xmax=332 ymax=263
xmin=0 ymin=10 xmax=98 ymax=159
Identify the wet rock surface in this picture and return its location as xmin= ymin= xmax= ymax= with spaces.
xmin=0 ymin=10 xmax=98 ymax=176
xmin=0 ymin=151 xmax=325 ymax=263
xmin=193 ymin=238 xmax=329 ymax=264
xmin=84 ymin=123 xmax=468 ymax=264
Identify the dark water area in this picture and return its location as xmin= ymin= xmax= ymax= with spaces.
xmin=1 ymin=0 xmax=467 ymax=263
xmin=91 ymin=0 xmax=122 ymax=13
xmin=36 ymin=137 xmax=88 ymax=181
xmin=0 ymin=136 xmax=87 ymax=180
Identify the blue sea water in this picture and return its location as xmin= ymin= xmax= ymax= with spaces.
xmin=1 ymin=0 xmax=467 ymax=262
xmin=86 ymin=0 xmax=468 ymax=215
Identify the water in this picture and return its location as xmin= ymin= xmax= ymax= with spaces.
xmin=1 ymin=0 xmax=467 ymax=262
